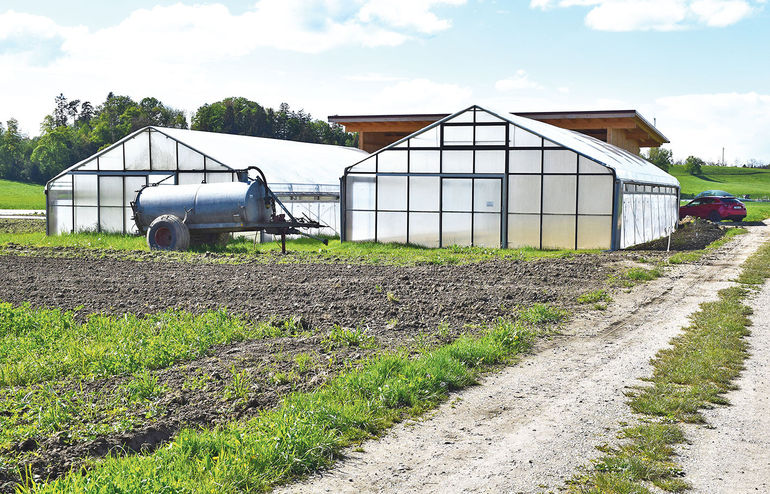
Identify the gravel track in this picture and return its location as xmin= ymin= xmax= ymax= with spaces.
xmin=677 ymin=280 xmax=770 ymax=493
xmin=281 ymin=224 xmax=770 ymax=494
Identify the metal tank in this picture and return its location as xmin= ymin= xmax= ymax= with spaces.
xmin=133 ymin=180 xmax=270 ymax=233
xmin=131 ymin=167 xmax=326 ymax=252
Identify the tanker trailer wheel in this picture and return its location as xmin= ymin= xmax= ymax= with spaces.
xmin=147 ymin=215 xmax=190 ymax=251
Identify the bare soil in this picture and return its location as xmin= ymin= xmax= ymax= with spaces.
xmin=0 ymin=244 xmax=623 ymax=491
xmin=0 ymin=218 xmax=744 ymax=492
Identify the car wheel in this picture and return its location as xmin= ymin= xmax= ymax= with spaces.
xmin=708 ymin=211 xmax=722 ymax=222
xmin=735 ymin=217 xmax=744 ymax=222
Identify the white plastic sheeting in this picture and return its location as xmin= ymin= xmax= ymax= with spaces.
xmin=343 ymin=105 xmax=679 ymax=250
xmin=47 ymin=127 xmax=367 ymax=236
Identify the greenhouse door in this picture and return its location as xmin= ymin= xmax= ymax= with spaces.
xmin=440 ymin=177 xmax=503 ymax=248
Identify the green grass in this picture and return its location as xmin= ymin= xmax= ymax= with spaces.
xmin=570 ymin=239 xmax=770 ymax=493
xmin=0 ymin=303 xmax=300 ymax=386
xmin=670 ymin=164 xmax=770 ymax=199
xmin=667 ymin=227 xmax=747 ymax=264
xmin=743 ymin=202 xmax=770 ymax=222
xmin=0 ymin=232 xmax=596 ymax=266
xmin=21 ymin=315 xmax=555 ymax=493
xmin=0 ymin=179 xmax=46 ymax=210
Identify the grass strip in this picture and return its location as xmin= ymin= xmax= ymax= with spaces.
xmin=0 ymin=232 xmax=596 ymax=266
xmin=667 ymin=227 xmax=747 ymax=264
xmin=0 ymin=303 xmax=302 ymax=386
xmin=19 ymin=310 xmax=561 ymax=493
xmin=570 ymin=239 xmax=770 ymax=493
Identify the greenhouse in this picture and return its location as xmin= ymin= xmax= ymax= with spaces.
xmin=341 ymin=105 xmax=679 ymax=250
xmin=46 ymin=127 xmax=368 ymax=236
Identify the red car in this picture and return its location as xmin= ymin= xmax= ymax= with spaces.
xmin=679 ymin=196 xmax=747 ymax=222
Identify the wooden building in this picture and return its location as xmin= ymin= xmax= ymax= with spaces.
xmin=329 ymin=109 xmax=668 ymax=154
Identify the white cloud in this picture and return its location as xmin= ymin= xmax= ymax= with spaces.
xmin=0 ymin=1 xmax=465 ymax=133
xmin=650 ymin=92 xmax=770 ymax=162
xmin=494 ymin=70 xmax=544 ymax=91
xmin=530 ymin=0 xmax=760 ymax=30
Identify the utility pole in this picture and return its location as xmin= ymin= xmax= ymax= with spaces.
xmin=722 ymin=147 xmax=725 ymax=166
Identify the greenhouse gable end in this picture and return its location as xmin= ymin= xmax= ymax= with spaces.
xmin=340 ymin=105 xmax=679 ymax=251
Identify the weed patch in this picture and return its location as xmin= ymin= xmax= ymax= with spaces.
xmin=21 ymin=316 xmax=546 ymax=493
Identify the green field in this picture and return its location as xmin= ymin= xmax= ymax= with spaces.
xmin=0 ymin=179 xmax=46 ymax=210
xmin=670 ymin=164 xmax=770 ymax=198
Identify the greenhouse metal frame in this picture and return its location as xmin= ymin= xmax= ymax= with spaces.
xmin=341 ymin=105 xmax=679 ymax=250
xmin=46 ymin=127 xmax=367 ymax=237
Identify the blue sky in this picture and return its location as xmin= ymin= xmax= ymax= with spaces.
xmin=1 ymin=0 xmax=769 ymax=163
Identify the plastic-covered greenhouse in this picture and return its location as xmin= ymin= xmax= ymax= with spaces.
xmin=341 ymin=105 xmax=679 ymax=250
xmin=46 ymin=127 xmax=368 ymax=236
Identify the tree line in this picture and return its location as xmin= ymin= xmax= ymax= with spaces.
xmin=0 ymin=94 xmax=356 ymax=184
xmin=643 ymin=147 xmax=769 ymax=174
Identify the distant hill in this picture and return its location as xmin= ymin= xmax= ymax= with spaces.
xmin=0 ymin=179 xmax=45 ymax=209
xmin=669 ymin=165 xmax=770 ymax=199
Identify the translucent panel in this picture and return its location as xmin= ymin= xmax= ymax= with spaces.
xmin=347 ymin=175 xmax=376 ymax=210
xmin=510 ymin=125 xmax=542 ymax=147
xmin=442 ymin=151 xmax=473 ymax=173
xmin=473 ymin=213 xmax=501 ymax=248
xmin=178 ymin=172 xmax=206 ymax=185
xmin=410 ymin=126 xmax=440 ymax=147
xmin=408 ymin=213 xmax=439 ymax=248
xmin=475 ymin=151 xmax=505 ymax=174
xmin=178 ymin=144 xmax=205 ymax=171
xmin=577 ymin=216 xmax=611 ymax=250
xmin=48 ymin=176 xmax=72 ymax=206
xmin=347 ymin=211 xmax=375 ymax=241
xmin=620 ymin=193 xmax=632 ymax=249
xmin=445 ymin=110 xmax=474 ymax=123
xmin=124 ymin=132 xmax=150 ymax=170
xmin=542 ymin=175 xmax=577 ymax=214
xmin=99 ymin=176 xmax=123 ymax=207
xmin=150 ymin=131 xmax=177 ymax=170
xmin=206 ymin=172 xmax=234 ymax=183
xmin=578 ymin=175 xmax=613 ymax=215
xmin=377 ymin=176 xmax=407 ymax=211
xmin=378 ymin=150 xmax=408 ymax=173
xmin=579 ymin=156 xmax=610 ymax=174
xmin=74 ymin=207 xmax=98 ymax=232
xmin=410 ymin=150 xmax=440 ymax=173
xmin=124 ymin=176 xmax=147 ymax=204
xmin=77 ymin=158 xmax=98 ymax=171
xmin=443 ymin=126 xmax=473 ymax=145
xmin=508 ymin=214 xmax=540 ymax=249
xmin=475 ymin=110 xmax=504 ymax=123
xmin=377 ymin=212 xmax=407 ymax=244
xmin=544 ymin=140 xmax=559 ymax=148
xmin=442 ymin=213 xmax=472 ymax=246
xmin=543 ymin=150 xmax=577 ymax=174
xmin=542 ymin=215 xmax=576 ymax=250
xmin=442 ymin=179 xmax=472 ymax=212
xmin=508 ymin=175 xmax=541 ymax=214
xmin=351 ymin=155 xmax=376 ymax=173
xmin=509 ymin=150 xmax=541 ymax=173
xmin=409 ymin=176 xmax=440 ymax=212
xmin=50 ymin=205 xmax=73 ymax=235
xmin=206 ymin=159 xmax=230 ymax=171
xmin=393 ymin=139 xmax=409 ymax=148
xmin=475 ymin=125 xmax=506 ymax=145
xmin=99 ymin=206 xmax=124 ymax=233
xmin=125 ymin=207 xmax=139 ymax=235
xmin=99 ymin=145 xmax=124 ymax=170
xmin=73 ymin=174 xmax=98 ymax=206
xmin=473 ymin=179 xmax=501 ymax=212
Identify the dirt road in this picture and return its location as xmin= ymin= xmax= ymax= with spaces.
xmin=281 ymin=223 xmax=770 ymax=494
xmin=677 ymin=281 xmax=770 ymax=493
